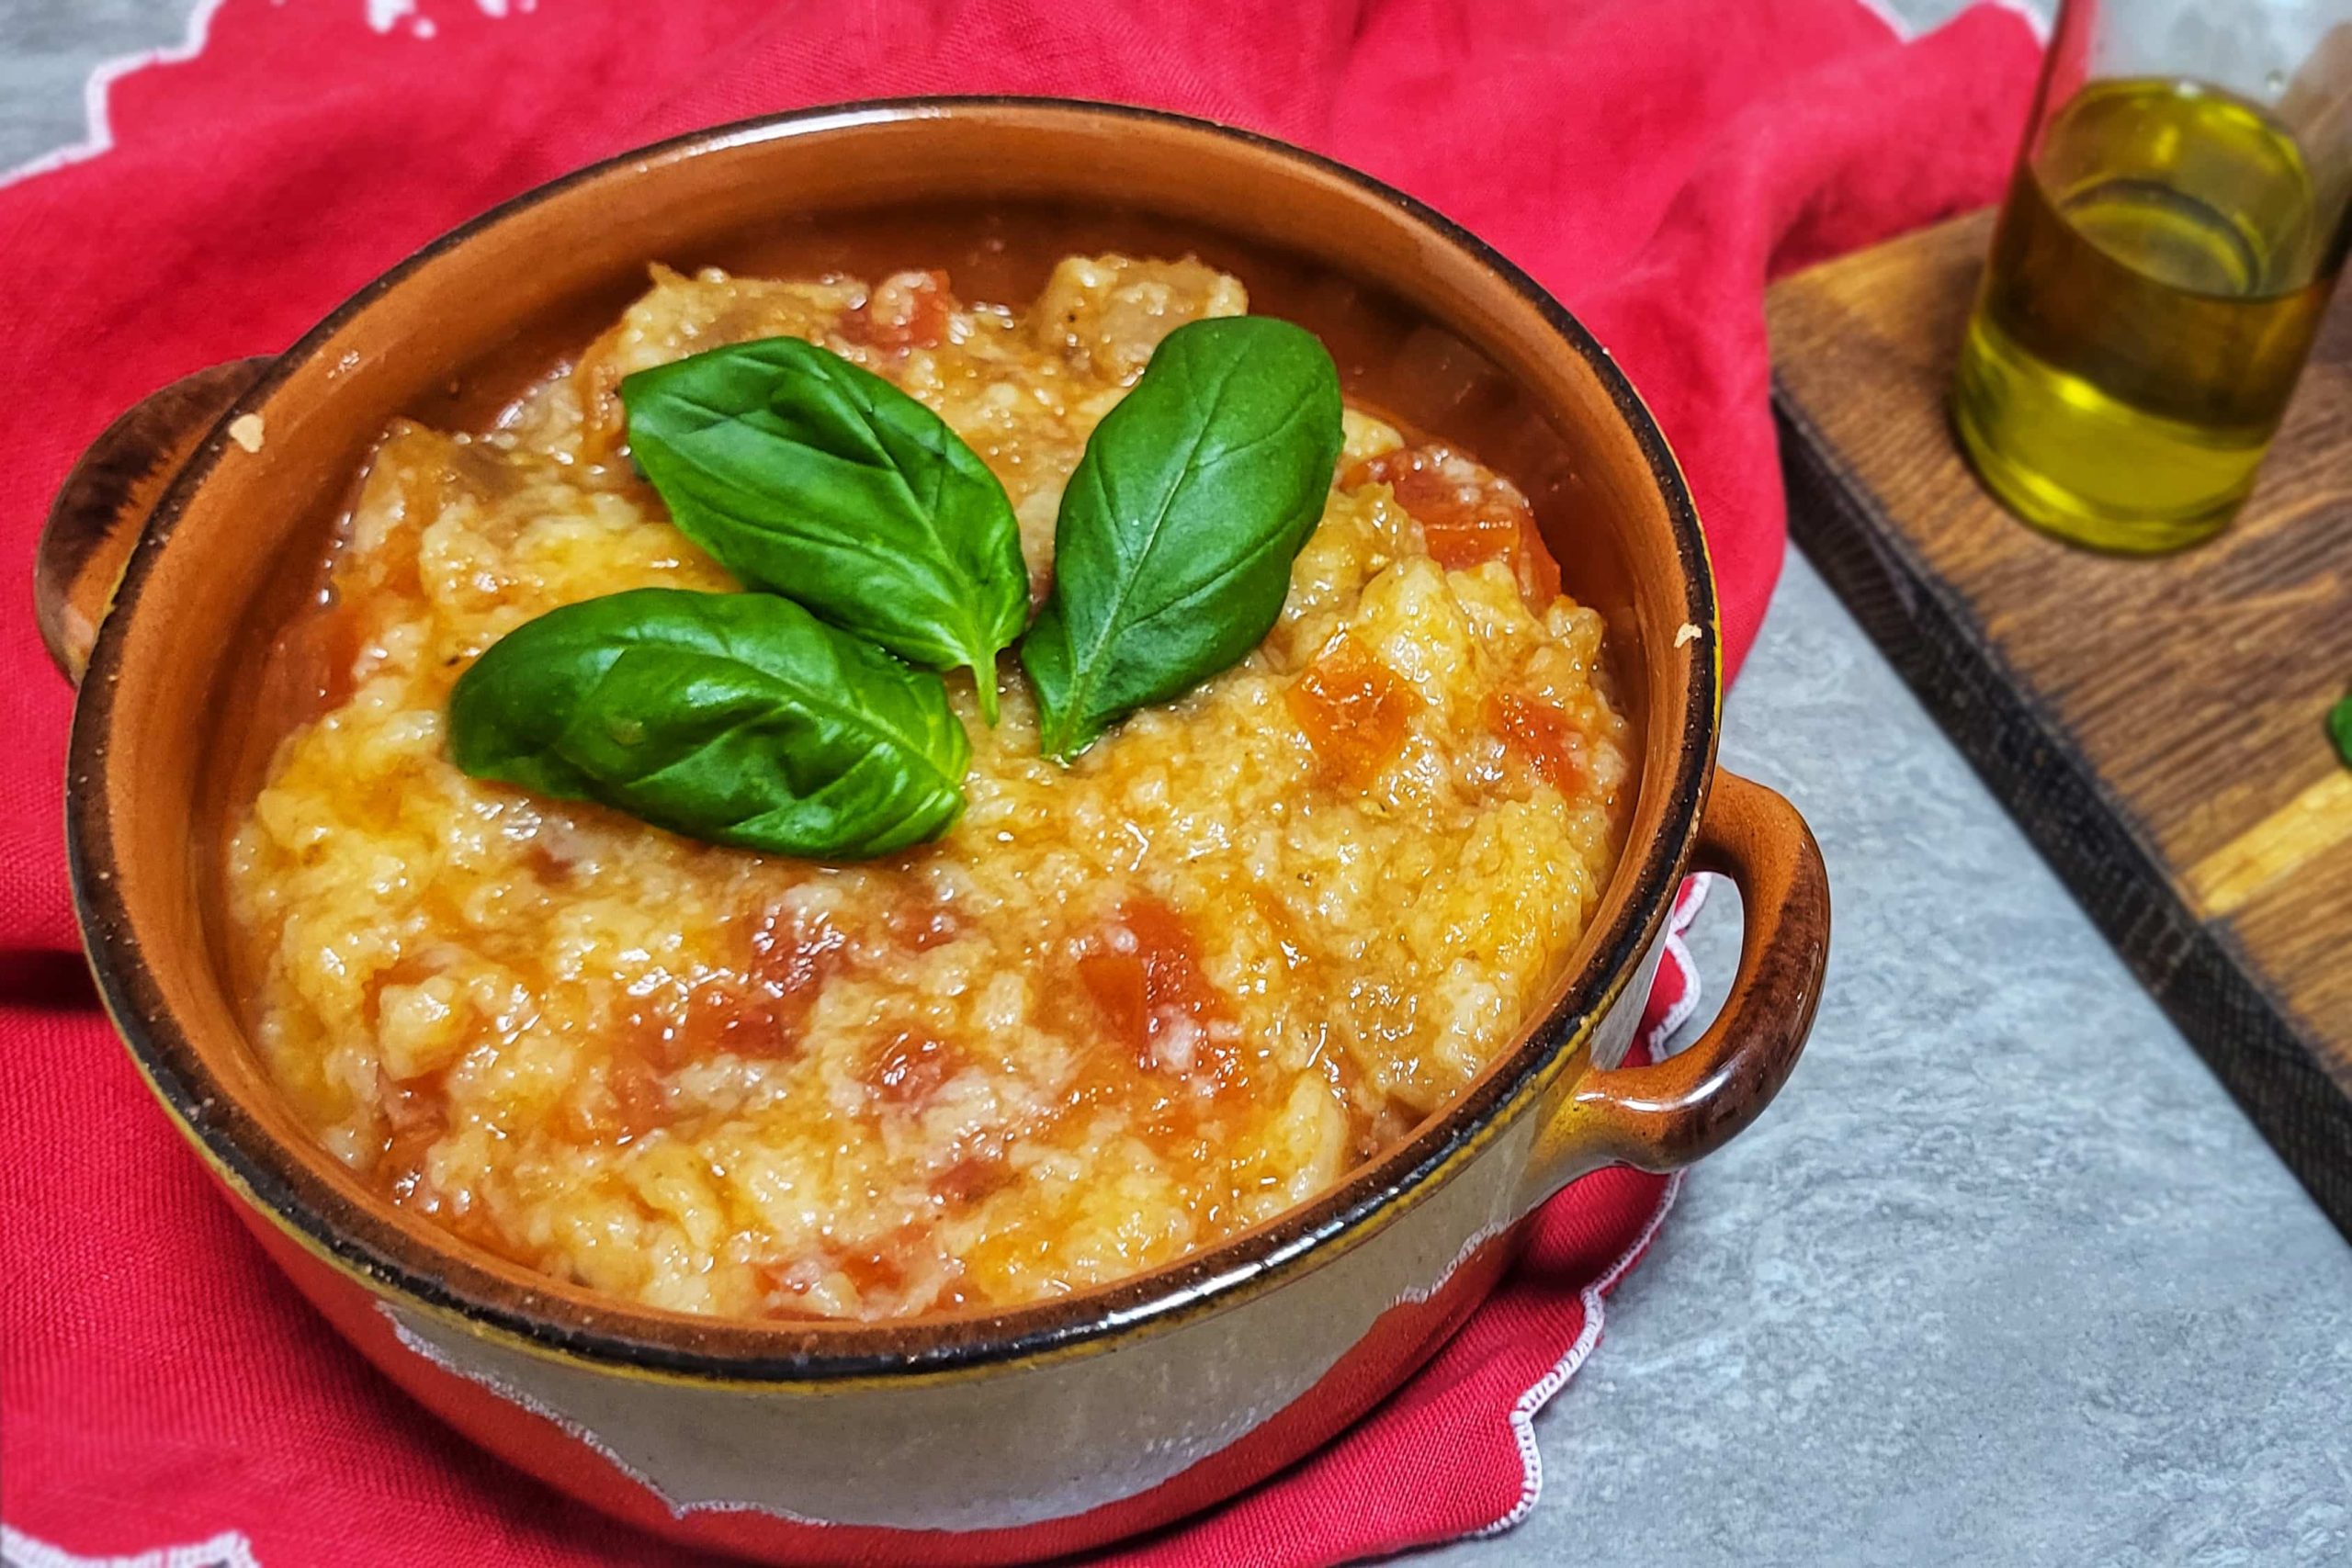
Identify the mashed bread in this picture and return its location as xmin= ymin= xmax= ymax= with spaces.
xmin=228 ymin=254 xmax=1632 ymax=1321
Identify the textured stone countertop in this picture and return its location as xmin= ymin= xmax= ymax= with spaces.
xmin=6 ymin=3 xmax=2348 ymax=1564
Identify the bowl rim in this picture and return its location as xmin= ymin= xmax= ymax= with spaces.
xmin=65 ymin=95 xmax=1719 ymax=1383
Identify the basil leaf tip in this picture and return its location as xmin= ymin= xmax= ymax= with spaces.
xmin=2331 ymin=691 xmax=2352 ymax=770
xmin=1020 ymin=315 xmax=1344 ymax=761
xmin=620 ymin=337 xmax=1026 ymax=724
xmin=449 ymin=588 xmax=968 ymax=860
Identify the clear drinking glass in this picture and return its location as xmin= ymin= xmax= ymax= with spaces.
xmin=1951 ymin=0 xmax=2352 ymax=552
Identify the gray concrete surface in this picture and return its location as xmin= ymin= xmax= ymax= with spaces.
xmin=6 ymin=2 xmax=2349 ymax=1565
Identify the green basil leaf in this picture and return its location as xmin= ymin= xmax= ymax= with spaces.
xmin=1020 ymin=316 xmax=1344 ymax=759
xmin=620 ymin=337 xmax=1027 ymax=722
xmin=448 ymin=588 xmax=968 ymax=860
xmin=2332 ymin=691 xmax=2352 ymax=769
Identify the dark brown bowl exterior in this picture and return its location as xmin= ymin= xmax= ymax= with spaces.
xmin=49 ymin=100 xmax=1826 ymax=1562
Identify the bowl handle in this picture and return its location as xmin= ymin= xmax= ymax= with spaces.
xmin=1521 ymin=770 xmax=1828 ymax=1209
xmin=34 ymin=357 xmax=272 ymax=685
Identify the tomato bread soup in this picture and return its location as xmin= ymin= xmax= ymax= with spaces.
xmin=227 ymin=254 xmax=1634 ymax=1322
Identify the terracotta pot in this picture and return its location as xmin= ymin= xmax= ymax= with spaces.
xmin=38 ymin=99 xmax=1828 ymax=1565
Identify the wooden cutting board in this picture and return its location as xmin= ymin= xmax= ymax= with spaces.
xmin=1768 ymin=210 xmax=2352 ymax=1237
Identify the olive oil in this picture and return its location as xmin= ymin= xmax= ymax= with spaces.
xmin=1953 ymin=78 xmax=2346 ymax=551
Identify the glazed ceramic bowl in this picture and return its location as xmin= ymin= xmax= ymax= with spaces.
xmin=38 ymin=99 xmax=1827 ymax=1565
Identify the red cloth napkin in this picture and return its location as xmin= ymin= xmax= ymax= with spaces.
xmin=0 ymin=2 xmax=2037 ymax=1562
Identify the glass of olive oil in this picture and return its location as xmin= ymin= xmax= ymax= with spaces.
xmin=1953 ymin=2 xmax=2352 ymax=552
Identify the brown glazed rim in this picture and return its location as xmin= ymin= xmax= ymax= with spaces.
xmin=66 ymin=98 xmax=1718 ymax=1383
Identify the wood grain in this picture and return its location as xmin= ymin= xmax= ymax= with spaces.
xmin=1769 ymin=209 xmax=2352 ymax=1235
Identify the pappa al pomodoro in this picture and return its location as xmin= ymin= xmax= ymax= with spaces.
xmin=227 ymin=254 xmax=1634 ymax=1321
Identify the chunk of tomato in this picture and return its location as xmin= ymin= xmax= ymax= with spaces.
xmin=841 ymin=269 xmax=956 ymax=351
xmin=1343 ymin=443 xmax=1563 ymax=608
xmin=1285 ymin=633 xmax=1419 ymax=787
